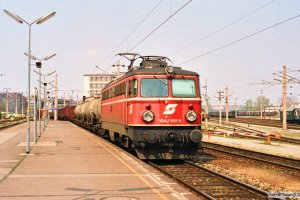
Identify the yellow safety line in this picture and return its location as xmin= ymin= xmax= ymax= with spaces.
xmin=81 ymin=130 xmax=169 ymax=200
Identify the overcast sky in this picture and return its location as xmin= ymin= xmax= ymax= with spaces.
xmin=0 ymin=0 xmax=299 ymax=105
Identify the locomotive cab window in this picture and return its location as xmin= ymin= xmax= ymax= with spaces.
xmin=141 ymin=78 xmax=168 ymax=97
xmin=172 ymin=79 xmax=196 ymax=97
xmin=129 ymin=79 xmax=138 ymax=97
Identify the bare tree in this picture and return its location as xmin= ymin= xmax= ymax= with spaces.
xmin=278 ymin=96 xmax=298 ymax=109
xmin=254 ymin=96 xmax=270 ymax=111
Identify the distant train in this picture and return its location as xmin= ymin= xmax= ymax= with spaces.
xmin=49 ymin=106 xmax=76 ymax=121
xmin=209 ymin=108 xmax=300 ymax=123
xmin=57 ymin=106 xmax=76 ymax=120
xmin=208 ymin=110 xmax=277 ymax=118
xmin=280 ymin=108 xmax=300 ymax=124
xmin=71 ymin=54 xmax=203 ymax=159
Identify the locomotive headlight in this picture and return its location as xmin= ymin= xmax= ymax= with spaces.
xmin=186 ymin=110 xmax=197 ymax=122
xmin=142 ymin=110 xmax=154 ymax=122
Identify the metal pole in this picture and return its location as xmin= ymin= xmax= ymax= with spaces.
xmin=21 ymin=92 xmax=24 ymax=116
xmin=63 ymin=92 xmax=66 ymax=107
xmin=6 ymin=90 xmax=8 ymax=113
xmin=218 ymin=91 xmax=222 ymax=125
xmin=43 ymin=77 xmax=46 ymax=130
xmin=54 ymin=74 xmax=58 ymax=120
xmin=38 ymin=68 xmax=42 ymax=137
xmin=26 ymin=24 xmax=32 ymax=154
xmin=47 ymin=96 xmax=51 ymax=125
xmin=282 ymin=65 xmax=287 ymax=130
xmin=204 ymin=79 xmax=208 ymax=130
xmin=33 ymin=88 xmax=37 ymax=143
xmin=234 ymin=97 xmax=237 ymax=118
xmin=225 ymin=85 xmax=228 ymax=122
xmin=260 ymin=90 xmax=263 ymax=119
xmin=15 ymin=93 xmax=18 ymax=114
xmin=46 ymin=83 xmax=48 ymax=127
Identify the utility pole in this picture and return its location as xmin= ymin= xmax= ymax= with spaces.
xmin=33 ymin=88 xmax=37 ymax=143
xmin=260 ymin=90 xmax=263 ymax=119
xmin=43 ymin=82 xmax=47 ymax=130
xmin=21 ymin=92 xmax=24 ymax=116
xmin=63 ymin=92 xmax=66 ymax=107
xmin=282 ymin=65 xmax=287 ymax=130
xmin=234 ymin=97 xmax=237 ymax=118
xmin=217 ymin=91 xmax=224 ymax=125
xmin=15 ymin=93 xmax=18 ymax=114
xmin=54 ymin=74 xmax=58 ymax=121
xmin=6 ymin=90 xmax=8 ymax=113
xmin=4 ymin=88 xmax=10 ymax=113
xmin=225 ymin=85 xmax=229 ymax=122
xmin=204 ymin=79 xmax=209 ymax=130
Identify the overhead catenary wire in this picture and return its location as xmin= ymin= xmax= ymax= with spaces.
xmin=105 ymin=0 xmax=164 ymax=60
xmin=178 ymin=13 xmax=300 ymax=66
xmin=171 ymin=0 xmax=276 ymax=56
xmin=127 ymin=0 xmax=192 ymax=52
xmin=103 ymin=0 xmax=192 ymax=73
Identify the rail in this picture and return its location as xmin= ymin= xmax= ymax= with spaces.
xmin=202 ymin=142 xmax=300 ymax=171
xmin=208 ymin=118 xmax=300 ymax=145
xmin=210 ymin=117 xmax=300 ymax=130
xmin=148 ymin=160 xmax=269 ymax=199
xmin=0 ymin=118 xmax=26 ymax=129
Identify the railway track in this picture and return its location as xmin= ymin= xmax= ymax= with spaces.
xmin=210 ymin=117 xmax=300 ymax=130
xmin=208 ymin=118 xmax=300 ymax=145
xmin=0 ymin=119 xmax=26 ymax=129
xmin=148 ymin=160 xmax=269 ymax=199
xmin=202 ymin=142 xmax=300 ymax=171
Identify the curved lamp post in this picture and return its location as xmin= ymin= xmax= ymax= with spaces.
xmin=25 ymin=53 xmax=56 ymax=140
xmin=34 ymin=70 xmax=56 ymax=131
xmin=4 ymin=9 xmax=56 ymax=154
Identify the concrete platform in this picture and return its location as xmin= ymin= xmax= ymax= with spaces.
xmin=0 ymin=120 xmax=200 ymax=200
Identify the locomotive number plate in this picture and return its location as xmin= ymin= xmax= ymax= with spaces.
xmin=159 ymin=118 xmax=182 ymax=123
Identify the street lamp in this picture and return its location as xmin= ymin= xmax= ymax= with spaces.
xmin=34 ymin=71 xmax=56 ymax=131
xmin=4 ymin=9 xmax=56 ymax=154
xmin=24 ymin=53 xmax=56 ymax=140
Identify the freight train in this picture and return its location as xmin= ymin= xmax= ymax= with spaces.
xmin=72 ymin=53 xmax=203 ymax=159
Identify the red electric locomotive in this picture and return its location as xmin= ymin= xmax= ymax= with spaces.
xmin=98 ymin=53 xmax=203 ymax=159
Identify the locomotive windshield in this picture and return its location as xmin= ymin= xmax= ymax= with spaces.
xmin=141 ymin=78 xmax=168 ymax=97
xmin=172 ymin=79 xmax=196 ymax=97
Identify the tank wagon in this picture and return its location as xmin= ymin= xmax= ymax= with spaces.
xmin=74 ymin=97 xmax=101 ymax=131
xmin=72 ymin=53 xmax=203 ymax=159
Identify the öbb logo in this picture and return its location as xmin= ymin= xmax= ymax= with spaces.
xmin=163 ymin=104 xmax=178 ymax=115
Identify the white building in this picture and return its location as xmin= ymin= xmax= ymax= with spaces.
xmin=83 ymin=73 xmax=116 ymax=97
